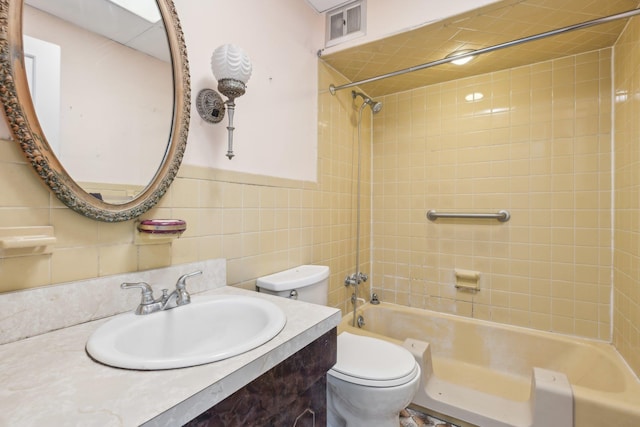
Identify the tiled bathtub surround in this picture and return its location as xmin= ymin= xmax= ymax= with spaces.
xmin=0 ymin=259 xmax=226 ymax=344
xmin=613 ymin=14 xmax=640 ymax=378
xmin=371 ymin=49 xmax=613 ymax=340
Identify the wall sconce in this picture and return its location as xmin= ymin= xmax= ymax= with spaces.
xmin=196 ymin=44 xmax=252 ymax=159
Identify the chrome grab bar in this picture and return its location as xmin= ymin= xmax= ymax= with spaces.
xmin=426 ymin=209 xmax=510 ymax=222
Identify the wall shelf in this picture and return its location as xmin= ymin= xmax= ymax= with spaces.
xmin=0 ymin=226 xmax=56 ymax=257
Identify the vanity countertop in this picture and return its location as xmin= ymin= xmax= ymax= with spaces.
xmin=0 ymin=286 xmax=342 ymax=426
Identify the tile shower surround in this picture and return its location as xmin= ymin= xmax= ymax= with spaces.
xmin=370 ymin=49 xmax=613 ymax=341
xmin=613 ymin=13 xmax=640 ymax=379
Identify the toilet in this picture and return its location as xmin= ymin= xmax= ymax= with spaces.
xmin=256 ymin=265 xmax=421 ymax=427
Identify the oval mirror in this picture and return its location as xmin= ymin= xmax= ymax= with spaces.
xmin=0 ymin=0 xmax=190 ymax=222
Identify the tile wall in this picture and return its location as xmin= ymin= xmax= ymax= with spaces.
xmin=613 ymin=16 xmax=640 ymax=377
xmin=0 ymin=65 xmax=370 ymax=315
xmin=371 ymin=49 xmax=613 ymax=340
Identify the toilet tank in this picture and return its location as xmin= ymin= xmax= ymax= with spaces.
xmin=256 ymin=265 xmax=329 ymax=305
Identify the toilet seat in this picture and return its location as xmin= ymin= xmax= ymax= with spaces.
xmin=329 ymin=332 xmax=419 ymax=387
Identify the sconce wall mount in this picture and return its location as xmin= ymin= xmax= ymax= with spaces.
xmin=196 ymin=89 xmax=225 ymax=124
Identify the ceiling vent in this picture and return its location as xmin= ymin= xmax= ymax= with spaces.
xmin=325 ymin=0 xmax=366 ymax=47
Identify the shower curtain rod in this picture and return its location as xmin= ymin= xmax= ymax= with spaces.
xmin=328 ymin=7 xmax=640 ymax=94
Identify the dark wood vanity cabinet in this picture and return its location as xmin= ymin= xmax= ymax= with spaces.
xmin=185 ymin=328 xmax=337 ymax=427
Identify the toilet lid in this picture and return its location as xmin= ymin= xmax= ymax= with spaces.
xmin=329 ymin=332 xmax=418 ymax=387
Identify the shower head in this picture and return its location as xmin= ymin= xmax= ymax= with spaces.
xmin=368 ymin=99 xmax=383 ymax=113
xmin=352 ymin=90 xmax=383 ymax=114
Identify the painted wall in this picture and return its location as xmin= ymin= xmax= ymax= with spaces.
xmin=613 ymin=15 xmax=640 ymax=377
xmin=178 ymin=0 xmax=324 ymax=182
xmin=369 ymin=50 xmax=613 ymax=341
xmin=3 ymin=0 xmax=327 ymax=183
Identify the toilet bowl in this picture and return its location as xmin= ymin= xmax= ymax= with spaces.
xmin=256 ymin=266 xmax=420 ymax=427
xmin=327 ymin=332 xmax=421 ymax=427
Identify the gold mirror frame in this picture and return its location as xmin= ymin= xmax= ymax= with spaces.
xmin=0 ymin=0 xmax=190 ymax=222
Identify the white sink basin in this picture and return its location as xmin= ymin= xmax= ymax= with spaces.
xmin=86 ymin=294 xmax=286 ymax=370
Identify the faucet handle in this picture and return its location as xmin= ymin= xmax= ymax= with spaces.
xmin=175 ymin=270 xmax=202 ymax=290
xmin=121 ymin=282 xmax=155 ymax=303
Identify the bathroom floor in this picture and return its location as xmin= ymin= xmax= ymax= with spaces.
xmin=399 ymin=407 xmax=460 ymax=427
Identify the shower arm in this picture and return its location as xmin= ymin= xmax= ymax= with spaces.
xmin=328 ymin=7 xmax=640 ymax=94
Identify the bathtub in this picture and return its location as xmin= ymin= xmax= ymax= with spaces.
xmin=340 ymin=303 xmax=640 ymax=427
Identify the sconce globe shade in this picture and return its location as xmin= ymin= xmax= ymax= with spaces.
xmin=211 ymin=44 xmax=252 ymax=84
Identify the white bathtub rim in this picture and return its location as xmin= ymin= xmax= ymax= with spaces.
xmin=350 ymin=302 xmax=608 ymax=345
xmin=347 ymin=301 xmax=640 ymax=385
xmin=341 ymin=301 xmax=640 ymax=427
xmin=402 ymin=337 xmax=574 ymax=427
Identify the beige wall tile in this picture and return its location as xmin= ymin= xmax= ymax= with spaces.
xmin=52 ymin=247 xmax=100 ymax=283
xmin=613 ymin=15 xmax=640 ymax=377
xmin=0 ymin=255 xmax=51 ymax=292
xmin=171 ymin=178 xmax=200 ymax=208
xmin=372 ymin=50 xmax=612 ymax=340
xmin=99 ymin=244 xmax=139 ymax=276
xmin=137 ymin=243 xmax=172 ymax=271
xmin=170 ymin=237 xmax=200 ymax=266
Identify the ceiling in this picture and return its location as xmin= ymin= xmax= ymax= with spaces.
xmin=320 ymin=0 xmax=640 ymax=97
xmin=25 ymin=0 xmax=169 ymax=62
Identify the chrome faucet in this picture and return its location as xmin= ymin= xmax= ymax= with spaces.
xmin=121 ymin=270 xmax=203 ymax=315
xmin=161 ymin=271 xmax=202 ymax=310
xmin=344 ymin=271 xmax=368 ymax=286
